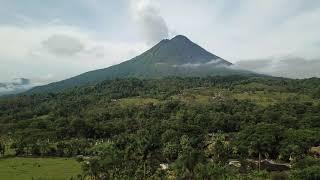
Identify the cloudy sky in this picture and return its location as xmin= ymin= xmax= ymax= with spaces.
xmin=1 ymin=0 xmax=320 ymax=88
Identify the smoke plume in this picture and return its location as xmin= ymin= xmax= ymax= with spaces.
xmin=131 ymin=0 xmax=169 ymax=45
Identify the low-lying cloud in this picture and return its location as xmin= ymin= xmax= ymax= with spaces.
xmin=0 ymin=78 xmax=34 ymax=95
xmin=172 ymin=58 xmax=228 ymax=68
xmin=169 ymin=57 xmax=320 ymax=79
xmin=12 ymin=78 xmax=31 ymax=85
xmin=234 ymin=57 xmax=320 ymax=79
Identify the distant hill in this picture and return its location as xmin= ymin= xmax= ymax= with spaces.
xmin=27 ymin=35 xmax=254 ymax=94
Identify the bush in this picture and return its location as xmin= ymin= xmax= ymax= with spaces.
xmin=293 ymin=156 xmax=320 ymax=169
xmin=290 ymin=166 xmax=320 ymax=180
xmin=248 ymin=170 xmax=270 ymax=179
xmin=270 ymin=172 xmax=288 ymax=180
xmin=194 ymin=163 xmax=236 ymax=179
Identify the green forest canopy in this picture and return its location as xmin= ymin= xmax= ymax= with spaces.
xmin=0 ymin=76 xmax=320 ymax=179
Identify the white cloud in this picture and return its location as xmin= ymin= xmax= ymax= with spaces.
xmin=234 ymin=57 xmax=320 ymax=79
xmin=0 ymin=23 xmax=148 ymax=83
xmin=0 ymin=78 xmax=34 ymax=95
xmin=172 ymin=58 xmax=228 ymax=68
xmin=158 ymin=0 xmax=320 ymax=61
xmin=42 ymin=34 xmax=85 ymax=56
xmin=1 ymin=0 xmax=320 ymax=83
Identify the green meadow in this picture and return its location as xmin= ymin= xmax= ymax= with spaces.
xmin=0 ymin=157 xmax=81 ymax=180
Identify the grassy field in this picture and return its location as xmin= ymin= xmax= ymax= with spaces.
xmin=233 ymin=91 xmax=317 ymax=106
xmin=113 ymin=88 xmax=319 ymax=108
xmin=117 ymin=97 xmax=160 ymax=107
xmin=0 ymin=157 xmax=81 ymax=180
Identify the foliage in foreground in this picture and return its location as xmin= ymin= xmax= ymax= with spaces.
xmin=0 ymin=76 xmax=320 ymax=179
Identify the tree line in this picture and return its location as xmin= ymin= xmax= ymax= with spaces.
xmin=0 ymin=76 xmax=320 ymax=179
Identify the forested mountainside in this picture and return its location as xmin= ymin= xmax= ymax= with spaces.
xmin=26 ymin=35 xmax=253 ymax=94
xmin=1 ymin=76 xmax=320 ymax=179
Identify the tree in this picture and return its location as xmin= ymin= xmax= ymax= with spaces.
xmin=179 ymin=135 xmax=193 ymax=157
xmin=83 ymin=142 xmax=121 ymax=179
xmin=56 ymin=141 xmax=67 ymax=157
xmin=279 ymin=129 xmax=320 ymax=161
xmin=161 ymin=129 xmax=180 ymax=161
xmin=205 ymin=134 xmax=232 ymax=165
xmin=237 ymin=123 xmax=284 ymax=170
xmin=162 ymin=142 xmax=179 ymax=161
xmin=313 ymin=87 xmax=320 ymax=99
xmin=0 ymin=141 xmax=5 ymax=157
xmin=290 ymin=166 xmax=320 ymax=179
xmin=173 ymin=151 xmax=206 ymax=179
xmin=70 ymin=118 xmax=88 ymax=137
xmin=194 ymin=163 xmax=235 ymax=180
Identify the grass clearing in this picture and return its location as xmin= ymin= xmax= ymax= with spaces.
xmin=171 ymin=93 xmax=211 ymax=104
xmin=117 ymin=97 xmax=160 ymax=107
xmin=0 ymin=157 xmax=81 ymax=180
xmin=170 ymin=88 xmax=228 ymax=104
xmin=233 ymin=91 xmax=316 ymax=106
